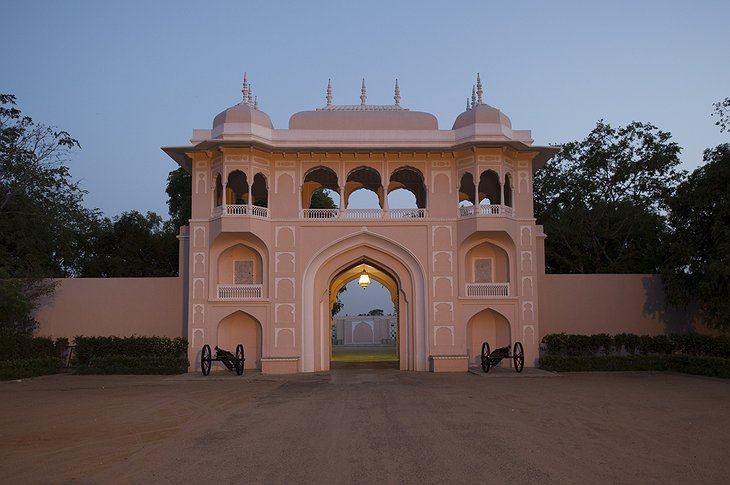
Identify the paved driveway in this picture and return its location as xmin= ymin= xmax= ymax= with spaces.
xmin=1 ymin=369 xmax=728 ymax=484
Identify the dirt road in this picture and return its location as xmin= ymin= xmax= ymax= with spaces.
xmin=1 ymin=369 xmax=728 ymax=484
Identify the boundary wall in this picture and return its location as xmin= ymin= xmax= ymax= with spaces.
xmin=34 ymin=278 xmax=184 ymax=339
xmin=540 ymin=274 xmax=705 ymax=336
xmin=33 ymin=274 xmax=707 ymax=344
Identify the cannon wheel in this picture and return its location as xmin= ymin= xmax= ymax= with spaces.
xmin=481 ymin=341 xmax=491 ymax=373
xmin=201 ymin=344 xmax=212 ymax=376
xmin=513 ymin=341 xmax=524 ymax=373
xmin=235 ymin=344 xmax=244 ymax=376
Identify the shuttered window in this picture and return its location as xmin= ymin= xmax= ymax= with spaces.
xmin=234 ymin=260 xmax=254 ymax=284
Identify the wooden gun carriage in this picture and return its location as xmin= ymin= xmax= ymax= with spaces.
xmin=480 ymin=341 xmax=524 ymax=373
xmin=200 ymin=344 xmax=245 ymax=376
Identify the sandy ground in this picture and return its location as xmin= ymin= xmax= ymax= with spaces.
xmin=1 ymin=369 xmax=729 ymax=485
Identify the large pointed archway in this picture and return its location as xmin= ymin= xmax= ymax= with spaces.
xmin=301 ymin=230 xmax=428 ymax=372
xmin=329 ymin=259 xmax=399 ymax=368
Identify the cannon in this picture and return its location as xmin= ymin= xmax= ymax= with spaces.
xmin=480 ymin=341 xmax=524 ymax=373
xmin=200 ymin=344 xmax=245 ymax=376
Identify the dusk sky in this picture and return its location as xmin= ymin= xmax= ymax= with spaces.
xmin=3 ymin=1 xmax=728 ymax=314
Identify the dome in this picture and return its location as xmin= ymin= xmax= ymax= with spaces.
xmin=212 ymin=102 xmax=273 ymax=130
xmin=289 ymin=106 xmax=438 ymax=130
xmin=452 ymin=103 xmax=512 ymax=130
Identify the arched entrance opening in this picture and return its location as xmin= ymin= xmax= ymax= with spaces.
xmin=329 ymin=260 xmax=399 ymax=368
xmin=217 ymin=310 xmax=262 ymax=370
xmin=302 ymin=231 xmax=428 ymax=372
xmin=466 ymin=308 xmax=511 ymax=368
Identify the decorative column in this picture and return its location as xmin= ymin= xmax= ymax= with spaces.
xmin=222 ymin=182 xmax=228 ymax=215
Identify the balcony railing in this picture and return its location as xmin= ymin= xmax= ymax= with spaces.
xmin=465 ymin=282 xmax=509 ymax=297
xmin=300 ymin=208 xmax=427 ymax=220
xmin=212 ymin=205 xmax=269 ymax=219
xmin=217 ymin=284 xmax=263 ymax=300
xmin=459 ymin=204 xmax=514 ymax=217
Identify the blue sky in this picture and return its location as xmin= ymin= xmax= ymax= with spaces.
xmin=4 ymin=1 xmax=727 ymax=315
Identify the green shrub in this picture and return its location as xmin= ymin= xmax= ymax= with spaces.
xmin=75 ymin=355 xmax=189 ymax=375
xmin=0 ymin=336 xmax=66 ymax=361
xmin=542 ymin=332 xmax=729 ymax=358
xmin=539 ymin=355 xmax=666 ymax=372
xmin=0 ymin=357 xmax=62 ymax=380
xmin=73 ymin=336 xmax=188 ymax=374
xmin=539 ymin=354 xmax=730 ymax=379
xmin=74 ymin=336 xmax=187 ymax=366
xmin=665 ymin=355 xmax=730 ymax=378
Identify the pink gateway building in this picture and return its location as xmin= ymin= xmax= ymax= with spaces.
xmin=163 ymin=75 xmax=557 ymax=373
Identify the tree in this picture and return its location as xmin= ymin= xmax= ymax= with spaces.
xmin=165 ymin=167 xmax=191 ymax=230
xmin=367 ymin=308 xmax=384 ymax=316
xmin=309 ymin=188 xmax=337 ymax=209
xmin=80 ymin=211 xmax=179 ymax=277
xmin=331 ymin=285 xmax=347 ymax=316
xmin=1 ymin=94 xmax=95 ymax=335
xmin=712 ymin=97 xmax=730 ymax=133
xmin=662 ymin=144 xmax=730 ymax=331
xmin=534 ymin=120 xmax=684 ymax=273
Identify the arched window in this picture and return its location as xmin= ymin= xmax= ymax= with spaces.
xmin=345 ymin=166 xmax=382 ymax=209
xmin=478 ymin=170 xmax=501 ymax=205
xmin=251 ymin=173 xmax=268 ymax=207
xmin=227 ymin=170 xmax=248 ymax=205
xmin=458 ymin=173 xmax=475 ymax=207
xmin=303 ymin=166 xmax=339 ymax=208
xmin=503 ymin=173 xmax=513 ymax=208
xmin=388 ymin=167 xmax=426 ymax=209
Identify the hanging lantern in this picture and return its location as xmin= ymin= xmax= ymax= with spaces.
xmin=358 ymin=267 xmax=371 ymax=289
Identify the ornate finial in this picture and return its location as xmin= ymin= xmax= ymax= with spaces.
xmin=394 ymin=79 xmax=401 ymax=107
xmin=476 ymin=72 xmax=483 ymax=105
xmin=466 ymin=98 xmax=471 ymax=111
xmin=326 ymin=79 xmax=332 ymax=107
xmin=254 ymin=96 xmax=258 ymax=110
xmin=360 ymin=78 xmax=367 ymax=107
xmin=471 ymin=85 xmax=476 ymax=109
xmin=247 ymin=82 xmax=253 ymax=106
xmin=242 ymin=72 xmax=249 ymax=104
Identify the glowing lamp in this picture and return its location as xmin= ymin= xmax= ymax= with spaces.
xmin=358 ymin=268 xmax=371 ymax=289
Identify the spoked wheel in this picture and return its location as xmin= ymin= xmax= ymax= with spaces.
xmin=481 ymin=341 xmax=491 ymax=373
xmin=513 ymin=341 xmax=524 ymax=373
xmin=235 ymin=344 xmax=244 ymax=376
xmin=201 ymin=344 xmax=212 ymax=376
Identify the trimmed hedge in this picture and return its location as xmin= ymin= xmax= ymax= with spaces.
xmin=73 ymin=336 xmax=188 ymax=375
xmin=539 ymin=354 xmax=730 ymax=379
xmin=540 ymin=355 xmax=666 ymax=372
xmin=0 ymin=336 xmax=67 ymax=380
xmin=74 ymin=355 xmax=189 ymax=375
xmin=540 ymin=332 xmax=730 ymax=378
xmin=0 ymin=357 xmax=63 ymax=380
xmin=0 ymin=336 xmax=67 ymax=360
xmin=541 ymin=332 xmax=730 ymax=358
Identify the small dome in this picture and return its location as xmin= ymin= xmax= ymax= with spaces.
xmin=289 ymin=107 xmax=438 ymax=130
xmin=452 ymin=103 xmax=512 ymax=130
xmin=212 ymin=103 xmax=273 ymax=130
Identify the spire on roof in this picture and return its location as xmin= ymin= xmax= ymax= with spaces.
xmin=254 ymin=96 xmax=258 ymax=110
xmin=242 ymin=72 xmax=249 ymax=105
xmin=247 ymin=82 xmax=253 ymax=106
xmin=476 ymin=73 xmax=483 ymax=105
xmin=466 ymin=98 xmax=471 ymax=111
xmin=360 ymin=78 xmax=367 ymax=106
xmin=394 ymin=79 xmax=401 ymax=107
xmin=471 ymin=85 xmax=476 ymax=109
xmin=326 ymin=79 xmax=332 ymax=107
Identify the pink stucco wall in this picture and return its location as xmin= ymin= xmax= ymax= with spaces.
xmin=34 ymin=278 xmax=184 ymax=339
xmin=539 ymin=274 xmax=705 ymax=336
